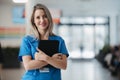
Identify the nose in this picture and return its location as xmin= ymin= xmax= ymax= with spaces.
xmin=40 ymin=17 xmax=44 ymax=23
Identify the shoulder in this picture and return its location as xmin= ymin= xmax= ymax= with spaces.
xmin=22 ymin=34 xmax=37 ymax=42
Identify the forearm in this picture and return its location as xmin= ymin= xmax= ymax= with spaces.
xmin=46 ymin=56 xmax=67 ymax=70
xmin=34 ymin=49 xmax=68 ymax=70
xmin=23 ymin=60 xmax=48 ymax=70
xmin=22 ymin=53 xmax=48 ymax=70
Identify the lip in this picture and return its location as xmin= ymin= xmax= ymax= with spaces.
xmin=39 ymin=22 xmax=45 ymax=25
xmin=40 ymin=23 xmax=46 ymax=26
xmin=39 ymin=22 xmax=47 ymax=27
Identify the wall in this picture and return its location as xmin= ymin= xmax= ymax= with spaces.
xmin=0 ymin=1 xmax=25 ymax=47
xmin=117 ymin=15 xmax=120 ymax=44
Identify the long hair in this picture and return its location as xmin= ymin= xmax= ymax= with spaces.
xmin=30 ymin=3 xmax=54 ymax=39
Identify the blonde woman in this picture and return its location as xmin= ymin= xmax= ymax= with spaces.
xmin=18 ymin=3 xmax=69 ymax=80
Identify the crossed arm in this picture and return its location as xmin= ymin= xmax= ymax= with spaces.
xmin=22 ymin=48 xmax=67 ymax=71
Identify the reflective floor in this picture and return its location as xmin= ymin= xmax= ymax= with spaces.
xmin=62 ymin=59 xmax=119 ymax=80
xmin=1 ymin=59 xmax=119 ymax=80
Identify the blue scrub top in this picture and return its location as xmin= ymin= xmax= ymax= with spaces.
xmin=18 ymin=35 xmax=69 ymax=80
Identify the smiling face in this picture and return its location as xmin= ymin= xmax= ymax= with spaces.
xmin=30 ymin=4 xmax=54 ymax=39
xmin=34 ymin=9 xmax=49 ymax=32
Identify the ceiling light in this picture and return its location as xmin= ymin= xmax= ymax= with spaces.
xmin=12 ymin=0 xmax=28 ymax=3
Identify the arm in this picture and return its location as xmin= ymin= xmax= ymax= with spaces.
xmin=36 ymin=48 xmax=67 ymax=70
xmin=22 ymin=55 xmax=48 ymax=70
xmin=46 ymin=54 xmax=67 ymax=70
xmin=19 ymin=37 xmax=49 ymax=70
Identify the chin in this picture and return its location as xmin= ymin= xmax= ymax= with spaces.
xmin=41 ymin=27 xmax=48 ymax=30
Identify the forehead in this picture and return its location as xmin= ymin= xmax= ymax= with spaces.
xmin=34 ymin=9 xmax=45 ymax=15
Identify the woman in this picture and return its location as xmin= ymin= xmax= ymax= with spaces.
xmin=18 ymin=3 xmax=69 ymax=80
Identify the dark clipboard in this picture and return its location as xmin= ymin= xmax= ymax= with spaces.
xmin=38 ymin=40 xmax=59 ymax=67
xmin=38 ymin=40 xmax=59 ymax=57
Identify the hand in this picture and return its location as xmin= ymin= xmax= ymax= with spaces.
xmin=35 ymin=52 xmax=39 ymax=60
xmin=35 ymin=48 xmax=49 ymax=61
xmin=52 ymin=53 xmax=63 ymax=60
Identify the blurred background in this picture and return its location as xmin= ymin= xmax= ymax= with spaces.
xmin=0 ymin=0 xmax=120 ymax=80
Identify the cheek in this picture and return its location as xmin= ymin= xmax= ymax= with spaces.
xmin=46 ymin=20 xmax=49 ymax=26
xmin=34 ymin=20 xmax=39 ymax=25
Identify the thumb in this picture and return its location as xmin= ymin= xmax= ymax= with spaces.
xmin=36 ymin=47 xmax=41 ymax=52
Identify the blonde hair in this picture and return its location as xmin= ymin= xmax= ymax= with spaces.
xmin=30 ymin=3 xmax=55 ymax=39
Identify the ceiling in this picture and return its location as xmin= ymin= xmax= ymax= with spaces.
xmin=0 ymin=0 xmax=25 ymax=5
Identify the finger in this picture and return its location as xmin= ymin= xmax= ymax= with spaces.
xmin=58 ymin=54 xmax=62 ymax=56
xmin=36 ymin=47 xmax=41 ymax=52
xmin=35 ymin=52 xmax=38 ymax=54
xmin=58 ymin=56 xmax=62 ymax=59
xmin=36 ymin=48 xmax=45 ymax=54
xmin=55 ymin=54 xmax=62 ymax=57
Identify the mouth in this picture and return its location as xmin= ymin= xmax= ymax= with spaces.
xmin=40 ymin=23 xmax=46 ymax=26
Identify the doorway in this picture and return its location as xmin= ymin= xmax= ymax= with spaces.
xmin=57 ymin=16 xmax=109 ymax=59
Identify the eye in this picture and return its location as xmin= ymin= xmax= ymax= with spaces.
xmin=36 ymin=16 xmax=40 ymax=19
xmin=43 ymin=15 xmax=47 ymax=18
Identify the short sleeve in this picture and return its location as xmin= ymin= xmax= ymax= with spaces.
xmin=59 ymin=39 xmax=69 ymax=57
xmin=18 ymin=37 xmax=32 ymax=61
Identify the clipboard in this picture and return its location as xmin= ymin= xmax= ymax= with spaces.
xmin=38 ymin=40 xmax=59 ymax=57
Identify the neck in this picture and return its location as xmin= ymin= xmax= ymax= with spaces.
xmin=38 ymin=29 xmax=49 ymax=40
xmin=40 ymin=32 xmax=49 ymax=40
xmin=41 ymin=35 xmax=48 ymax=40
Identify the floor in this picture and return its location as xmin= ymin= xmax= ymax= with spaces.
xmin=61 ymin=58 xmax=119 ymax=80
xmin=1 ymin=59 xmax=119 ymax=80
